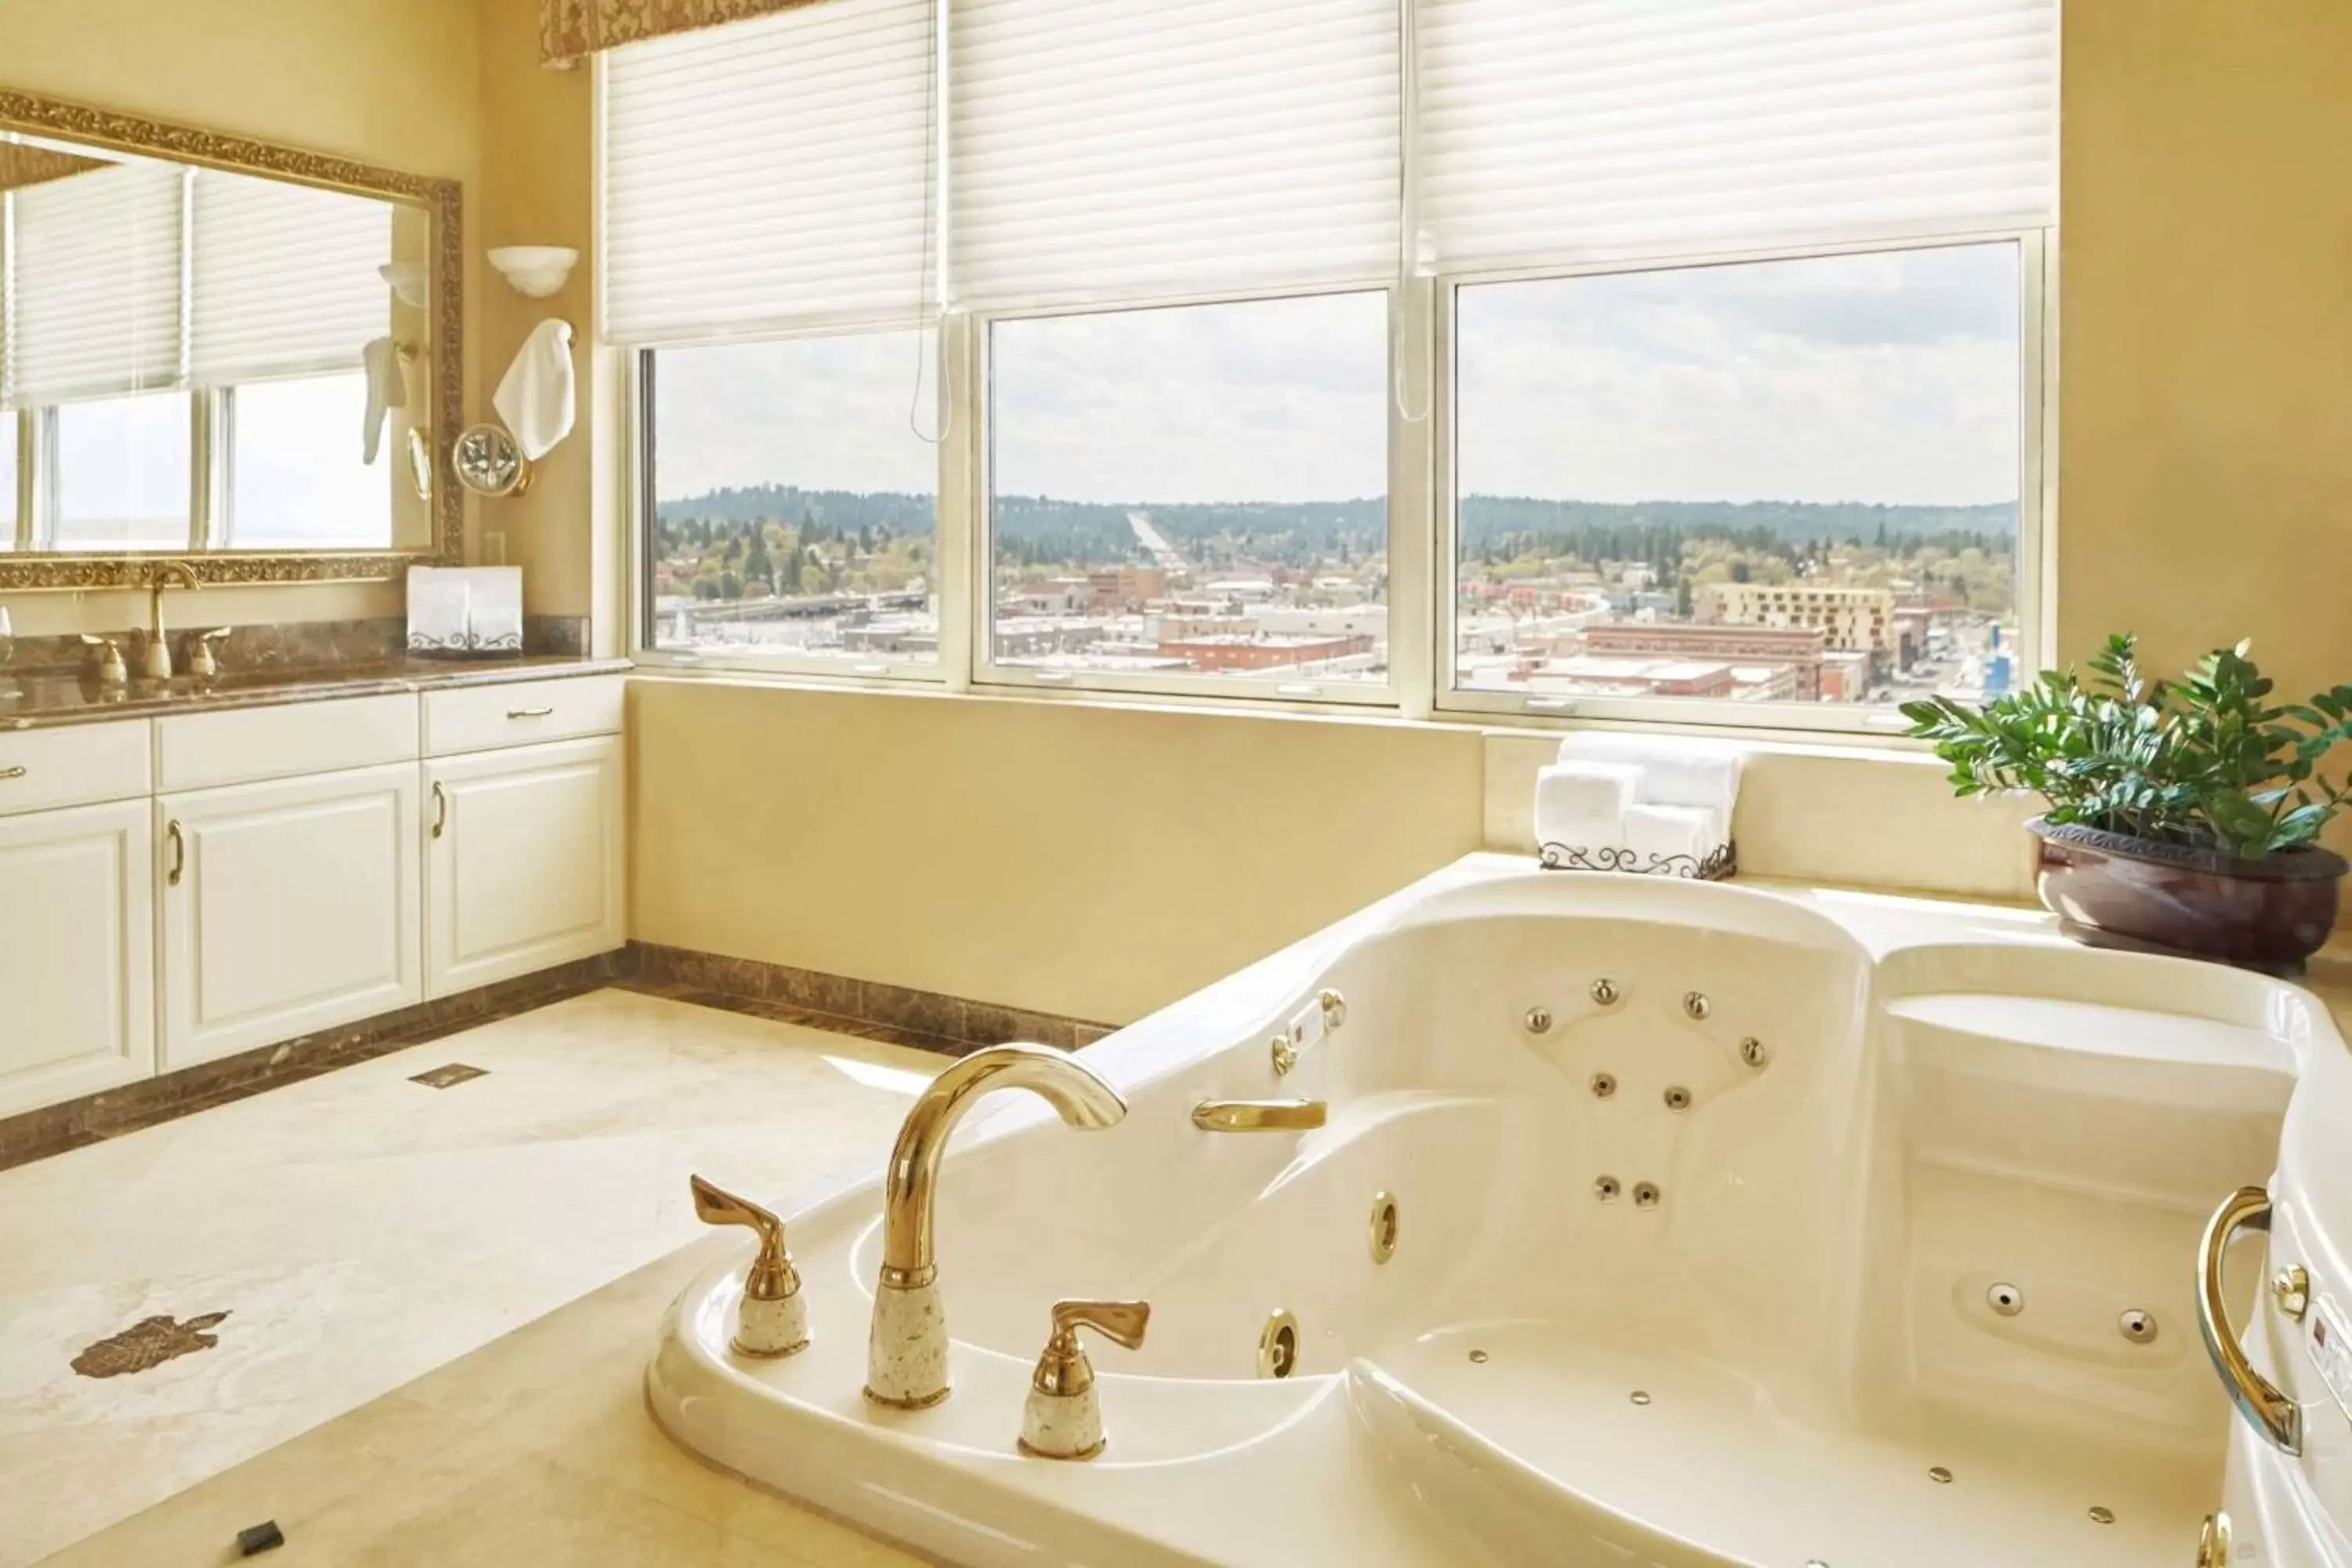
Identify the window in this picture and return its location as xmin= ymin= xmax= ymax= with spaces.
xmin=644 ymin=332 xmax=940 ymax=668
xmin=221 ymin=371 xmax=393 ymax=548
xmin=1453 ymin=243 xmax=2027 ymax=713
xmin=986 ymin=292 xmax=1390 ymax=692
xmin=610 ymin=0 xmax=2055 ymax=731
xmin=53 ymin=391 xmax=191 ymax=551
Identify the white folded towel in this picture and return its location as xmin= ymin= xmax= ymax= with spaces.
xmin=1624 ymin=802 xmax=1726 ymax=866
xmin=493 ymin=318 xmax=575 ymax=461
xmin=406 ymin=567 xmax=470 ymax=655
xmin=457 ymin=567 xmax=524 ymax=652
xmin=1556 ymin=731 xmax=1744 ymax=815
xmin=1534 ymin=760 xmax=1644 ymax=852
xmin=361 ymin=336 xmax=408 ymax=465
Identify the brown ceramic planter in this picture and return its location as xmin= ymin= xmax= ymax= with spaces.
xmin=2029 ymin=817 xmax=2347 ymax=968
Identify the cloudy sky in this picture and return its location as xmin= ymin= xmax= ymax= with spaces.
xmin=652 ymin=240 xmax=2022 ymax=510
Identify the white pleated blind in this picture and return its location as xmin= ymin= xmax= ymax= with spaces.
xmin=1417 ymin=0 xmax=2058 ymax=271
xmin=949 ymin=0 xmax=1399 ymax=310
xmin=190 ymin=172 xmax=390 ymax=384
xmin=602 ymin=0 xmax=939 ymax=345
xmin=5 ymin=160 xmax=184 ymax=405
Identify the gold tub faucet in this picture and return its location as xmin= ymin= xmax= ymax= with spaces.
xmin=863 ymin=1044 xmax=1126 ymax=1410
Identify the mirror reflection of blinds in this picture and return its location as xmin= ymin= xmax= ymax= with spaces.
xmin=1414 ymin=0 xmax=2059 ymax=272
xmin=190 ymin=172 xmax=391 ymax=385
xmin=946 ymin=0 xmax=1400 ymax=311
xmin=601 ymin=0 xmax=940 ymax=347
xmin=4 ymin=161 xmax=184 ymax=406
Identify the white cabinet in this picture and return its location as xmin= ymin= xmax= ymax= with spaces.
xmin=2 ymin=676 xmax=626 ymax=1123
xmin=158 ymin=762 xmax=423 ymax=1070
xmin=0 ymin=800 xmax=155 ymax=1117
xmin=424 ymin=735 xmax=625 ymax=997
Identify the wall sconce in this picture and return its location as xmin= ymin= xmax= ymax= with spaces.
xmin=488 ymin=246 xmax=579 ymax=299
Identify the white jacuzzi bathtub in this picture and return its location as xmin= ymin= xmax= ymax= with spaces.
xmin=649 ymin=856 xmax=2333 ymax=1566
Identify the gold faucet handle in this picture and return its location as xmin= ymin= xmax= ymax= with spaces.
xmin=689 ymin=1174 xmax=800 ymax=1302
xmin=191 ymin=628 xmax=232 ymax=678
xmin=1050 ymin=1298 xmax=1151 ymax=1353
xmin=79 ymin=634 xmax=129 ymax=687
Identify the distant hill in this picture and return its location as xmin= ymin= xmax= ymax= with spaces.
xmin=655 ymin=486 xmax=2014 ymax=559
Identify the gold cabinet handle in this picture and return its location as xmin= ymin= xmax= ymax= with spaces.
xmin=430 ymin=782 xmax=448 ymax=839
xmin=166 ymin=821 xmax=186 ymax=887
xmin=2198 ymin=1186 xmax=2303 ymax=1456
xmin=0 ymin=765 xmax=24 ymax=782
xmin=506 ymin=706 xmax=555 ymax=719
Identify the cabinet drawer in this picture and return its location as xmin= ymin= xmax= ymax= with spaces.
xmin=158 ymin=693 xmax=419 ymax=791
xmin=0 ymin=720 xmax=154 ymax=818
xmin=423 ymin=675 xmax=624 ymax=756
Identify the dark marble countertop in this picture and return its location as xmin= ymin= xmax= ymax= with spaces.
xmin=0 ymin=655 xmax=633 ymax=731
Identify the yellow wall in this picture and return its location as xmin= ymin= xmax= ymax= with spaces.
xmin=0 ymin=0 xmax=485 ymax=636
xmin=475 ymin=0 xmax=606 ymax=632
xmin=2059 ymin=0 xmax=2352 ymax=852
xmin=629 ymin=3 xmax=2352 ymax=1014
xmin=630 ymin=680 xmax=1488 ymax=1024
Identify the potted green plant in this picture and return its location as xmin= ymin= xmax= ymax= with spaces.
xmin=1903 ymin=634 xmax=2352 ymax=967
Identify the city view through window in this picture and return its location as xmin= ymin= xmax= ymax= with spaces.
xmin=646 ymin=244 xmax=2024 ymax=710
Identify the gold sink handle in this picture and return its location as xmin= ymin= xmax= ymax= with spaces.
xmin=2196 ymin=1185 xmax=2302 ymax=1456
xmin=690 ymin=1174 xmax=808 ymax=1359
xmin=1020 ymin=1298 xmax=1150 ymax=1461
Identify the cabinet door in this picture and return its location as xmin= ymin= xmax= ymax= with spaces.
xmin=0 ymin=800 xmax=155 ymax=1117
xmin=160 ymin=763 xmax=422 ymax=1070
xmin=425 ymin=736 xmax=624 ymax=998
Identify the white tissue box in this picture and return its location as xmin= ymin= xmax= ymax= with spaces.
xmin=408 ymin=566 xmax=524 ymax=655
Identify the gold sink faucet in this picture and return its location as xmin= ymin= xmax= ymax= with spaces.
xmin=864 ymin=1044 xmax=1126 ymax=1410
xmin=141 ymin=561 xmax=201 ymax=681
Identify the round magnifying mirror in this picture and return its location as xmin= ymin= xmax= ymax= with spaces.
xmin=452 ymin=423 xmax=532 ymax=498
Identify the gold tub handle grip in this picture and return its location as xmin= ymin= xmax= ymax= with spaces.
xmin=2197 ymin=1185 xmax=2303 ymax=1457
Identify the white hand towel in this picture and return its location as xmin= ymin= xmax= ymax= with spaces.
xmin=361 ymin=336 xmax=407 ymax=465
xmin=406 ymin=567 xmax=470 ymax=655
xmin=1624 ymin=802 xmax=1726 ymax=866
xmin=493 ymin=319 xmax=575 ymax=462
xmin=1534 ymin=760 xmax=1643 ymax=851
xmin=456 ymin=567 xmax=524 ymax=652
xmin=1556 ymin=731 xmax=1744 ymax=814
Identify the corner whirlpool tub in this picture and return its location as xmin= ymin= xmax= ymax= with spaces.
xmin=648 ymin=855 xmax=2329 ymax=1566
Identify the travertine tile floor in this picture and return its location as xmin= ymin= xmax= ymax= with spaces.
xmin=0 ymin=989 xmax=944 ymax=1567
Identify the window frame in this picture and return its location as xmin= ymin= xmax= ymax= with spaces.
xmin=967 ymin=281 xmax=1404 ymax=711
xmin=627 ymin=318 xmax=958 ymax=688
xmin=1431 ymin=226 xmax=2054 ymax=739
xmin=622 ymin=227 xmax=2053 ymax=738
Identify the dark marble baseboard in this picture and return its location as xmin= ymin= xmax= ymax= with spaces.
xmin=623 ymin=942 xmax=1117 ymax=1058
xmin=0 ymin=943 xmax=1116 ymax=1174
xmin=0 ymin=952 xmax=627 ymax=1173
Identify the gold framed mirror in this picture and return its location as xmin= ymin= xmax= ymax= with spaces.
xmin=0 ymin=89 xmax=461 ymax=590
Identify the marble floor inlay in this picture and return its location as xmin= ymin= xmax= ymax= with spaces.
xmin=71 ymin=1312 xmax=234 ymax=1380
xmin=0 ymin=989 xmax=944 ymax=1568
